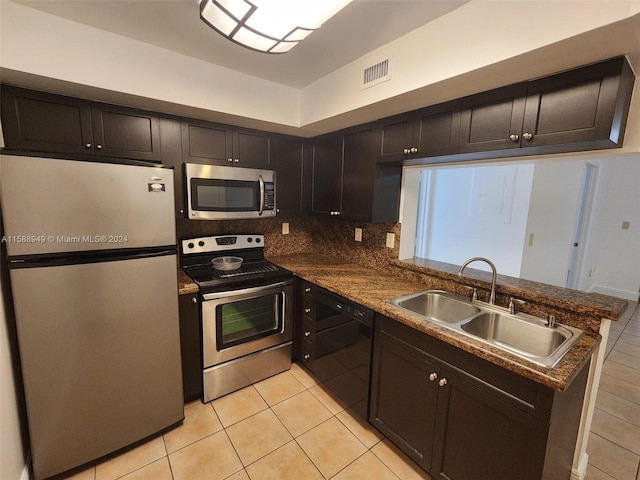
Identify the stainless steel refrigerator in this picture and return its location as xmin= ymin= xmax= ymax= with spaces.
xmin=0 ymin=155 xmax=184 ymax=479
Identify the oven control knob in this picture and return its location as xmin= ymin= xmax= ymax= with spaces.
xmin=187 ymin=242 xmax=194 ymax=249
xmin=255 ymin=238 xmax=261 ymax=243
xmin=247 ymin=237 xmax=253 ymax=243
xmin=198 ymin=241 xmax=205 ymax=247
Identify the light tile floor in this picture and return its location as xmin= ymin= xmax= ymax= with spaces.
xmin=59 ymin=302 xmax=640 ymax=480
xmin=586 ymin=300 xmax=640 ymax=480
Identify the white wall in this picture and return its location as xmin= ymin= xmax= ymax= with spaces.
xmin=416 ymin=163 xmax=534 ymax=277
xmin=301 ymin=1 xmax=640 ymax=128
xmin=520 ymin=160 xmax=586 ymax=287
xmin=0 ymin=1 xmax=301 ymax=129
xmin=579 ymin=155 xmax=640 ymax=300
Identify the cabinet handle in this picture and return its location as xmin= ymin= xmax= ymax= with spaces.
xmin=523 ymin=132 xmax=533 ymax=140
xmin=191 ymin=297 xmax=197 ymax=304
xmin=85 ymin=143 xmax=92 ymax=149
xmin=304 ymin=331 xmax=311 ymax=337
xmin=304 ymin=287 xmax=311 ymax=293
xmin=304 ymin=354 xmax=310 ymax=360
xmin=233 ymin=159 xmax=240 ymax=163
xmin=304 ymin=308 xmax=311 ymax=313
xmin=228 ymin=158 xmax=234 ymax=163
xmin=509 ymin=134 xmax=519 ymax=142
xmin=403 ymin=148 xmax=410 ymax=155
xmin=96 ymin=144 xmax=103 ymax=150
xmin=429 ymin=372 xmax=438 ymax=382
xmin=410 ymin=147 xmax=418 ymax=154
xmin=438 ymin=378 xmax=448 ymax=387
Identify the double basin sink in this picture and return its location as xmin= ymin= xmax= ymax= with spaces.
xmin=389 ymin=290 xmax=583 ymax=368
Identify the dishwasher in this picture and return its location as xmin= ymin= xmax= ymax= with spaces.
xmin=299 ymin=283 xmax=374 ymax=416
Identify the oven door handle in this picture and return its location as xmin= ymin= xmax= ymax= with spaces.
xmin=202 ymin=280 xmax=292 ymax=301
xmin=258 ymin=175 xmax=265 ymax=216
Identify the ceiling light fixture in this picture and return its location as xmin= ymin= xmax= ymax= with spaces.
xmin=199 ymin=0 xmax=353 ymax=54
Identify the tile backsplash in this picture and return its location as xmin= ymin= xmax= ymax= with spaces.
xmin=176 ymin=214 xmax=400 ymax=269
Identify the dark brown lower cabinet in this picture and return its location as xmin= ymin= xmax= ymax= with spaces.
xmin=370 ymin=314 xmax=589 ymax=480
xmin=178 ymin=293 xmax=202 ymax=402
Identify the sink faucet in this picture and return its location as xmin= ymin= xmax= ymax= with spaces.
xmin=458 ymin=257 xmax=497 ymax=305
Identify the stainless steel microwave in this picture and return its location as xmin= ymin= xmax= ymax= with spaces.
xmin=184 ymin=163 xmax=276 ymax=220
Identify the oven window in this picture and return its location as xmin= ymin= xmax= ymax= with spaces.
xmin=217 ymin=293 xmax=282 ymax=349
xmin=192 ymin=178 xmax=259 ymax=212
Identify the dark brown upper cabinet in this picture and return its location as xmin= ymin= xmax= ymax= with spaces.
xmin=520 ymin=56 xmax=635 ymax=151
xmin=377 ymin=100 xmax=462 ymax=162
xmin=311 ymin=133 xmax=343 ymax=216
xmin=459 ymin=56 xmax=634 ymax=156
xmin=272 ymin=134 xmax=307 ymax=214
xmin=181 ymin=118 xmax=271 ymax=169
xmin=311 ymin=127 xmax=401 ymax=223
xmin=1 ymin=86 xmax=162 ymax=162
xmin=459 ymin=83 xmax=528 ymax=153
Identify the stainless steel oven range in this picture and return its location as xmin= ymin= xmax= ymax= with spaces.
xmin=181 ymin=234 xmax=293 ymax=402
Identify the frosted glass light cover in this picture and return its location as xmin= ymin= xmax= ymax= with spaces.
xmin=200 ymin=0 xmax=352 ymax=53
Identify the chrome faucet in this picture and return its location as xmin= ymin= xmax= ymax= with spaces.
xmin=458 ymin=257 xmax=497 ymax=305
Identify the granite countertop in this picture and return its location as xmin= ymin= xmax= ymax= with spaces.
xmin=178 ymin=270 xmax=199 ymax=295
xmin=266 ymin=253 xmax=614 ymax=392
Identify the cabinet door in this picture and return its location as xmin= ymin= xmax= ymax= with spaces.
xmin=234 ymin=128 xmax=271 ymax=168
xmin=370 ymin=332 xmax=438 ymax=470
xmin=415 ymin=100 xmax=461 ymax=157
xmin=521 ymin=57 xmax=633 ymax=150
xmin=311 ymin=134 xmax=343 ymax=215
xmin=431 ymin=368 xmax=548 ymax=480
xmin=341 ymin=128 xmax=376 ymax=219
xmin=1 ymin=86 xmax=94 ymax=155
xmin=459 ymin=83 xmax=527 ymax=153
xmin=272 ymin=135 xmax=305 ymax=214
xmin=178 ymin=294 xmax=203 ymax=402
xmin=377 ymin=114 xmax=415 ymax=163
xmin=181 ymin=119 xmax=233 ymax=166
xmin=91 ymin=104 xmax=162 ymax=162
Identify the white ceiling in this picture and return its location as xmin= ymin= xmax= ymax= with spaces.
xmin=12 ymin=0 xmax=470 ymax=89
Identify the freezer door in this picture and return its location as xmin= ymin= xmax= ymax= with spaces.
xmin=10 ymin=254 xmax=184 ymax=480
xmin=0 ymin=155 xmax=176 ymax=256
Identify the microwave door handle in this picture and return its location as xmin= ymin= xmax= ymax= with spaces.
xmin=258 ymin=175 xmax=265 ymax=216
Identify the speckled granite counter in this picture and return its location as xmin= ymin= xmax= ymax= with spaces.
xmin=266 ymin=253 xmax=628 ymax=392
xmin=178 ymin=270 xmax=198 ymax=295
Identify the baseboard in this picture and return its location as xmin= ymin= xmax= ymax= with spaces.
xmin=587 ymin=285 xmax=639 ymax=302
xmin=20 ymin=452 xmax=31 ymax=480
xmin=571 ymin=451 xmax=588 ymax=480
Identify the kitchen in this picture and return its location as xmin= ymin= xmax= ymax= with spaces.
xmin=2 ymin=1 xmax=640 ymax=480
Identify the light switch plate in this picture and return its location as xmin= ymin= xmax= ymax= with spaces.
xmin=282 ymin=223 xmax=289 ymax=235
xmin=355 ymin=228 xmax=362 ymax=242
xmin=386 ymin=232 xmax=395 ymax=248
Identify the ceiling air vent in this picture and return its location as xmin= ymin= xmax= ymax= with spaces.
xmin=361 ymin=58 xmax=391 ymax=90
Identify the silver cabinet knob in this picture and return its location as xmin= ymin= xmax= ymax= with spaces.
xmin=429 ymin=372 xmax=438 ymax=382
xmin=304 ymin=308 xmax=311 ymax=314
xmin=191 ymin=297 xmax=197 ymax=304
xmin=233 ymin=158 xmax=240 ymax=163
xmin=410 ymin=147 xmax=418 ymax=154
xmin=96 ymin=144 xmax=103 ymax=150
xmin=304 ymin=287 xmax=311 ymax=293
xmin=403 ymin=148 xmax=410 ymax=155
xmin=85 ymin=143 xmax=92 ymax=148
xmin=304 ymin=331 xmax=311 ymax=337
xmin=438 ymin=378 xmax=448 ymax=387
xmin=523 ymin=132 xmax=533 ymax=140
xmin=228 ymin=158 xmax=233 ymax=163
xmin=304 ymin=354 xmax=310 ymax=360
xmin=509 ymin=134 xmax=519 ymax=142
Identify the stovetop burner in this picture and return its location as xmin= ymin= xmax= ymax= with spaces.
xmin=181 ymin=234 xmax=292 ymax=293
